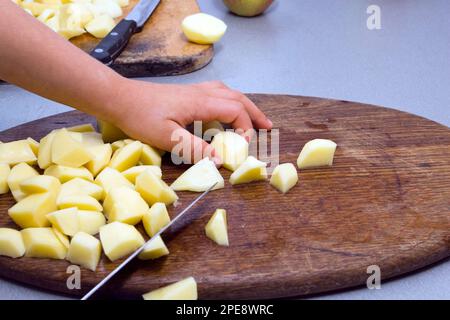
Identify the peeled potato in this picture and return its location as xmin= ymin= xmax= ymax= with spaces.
xmin=8 ymin=192 xmax=56 ymax=228
xmin=7 ymin=163 xmax=40 ymax=202
xmin=58 ymin=177 xmax=104 ymax=202
xmin=136 ymin=170 xmax=178 ymax=206
xmin=19 ymin=175 xmax=61 ymax=196
xmin=51 ymin=128 xmax=92 ymax=167
xmin=122 ymin=165 xmax=162 ymax=183
xmin=205 ymin=209 xmax=228 ymax=246
xmin=138 ymin=235 xmax=169 ymax=260
xmin=58 ymin=194 xmax=103 ymax=211
xmin=84 ymin=143 xmax=112 ymax=177
xmin=103 ymin=186 xmax=148 ymax=225
xmin=67 ymin=231 xmax=102 ymax=271
xmin=0 ymin=140 xmax=37 ymax=166
xmin=142 ymin=277 xmax=198 ymax=300
xmin=297 ymin=139 xmax=337 ymax=169
xmin=0 ymin=164 xmax=11 ymax=195
xmin=95 ymin=167 xmax=134 ymax=194
xmin=85 ymin=14 xmax=115 ymax=38
xmin=67 ymin=123 xmax=96 ymax=133
xmin=140 ymin=144 xmax=162 ymax=167
xmin=38 ymin=130 xmax=57 ymax=169
xmin=77 ymin=210 xmax=106 ymax=235
xmin=99 ymin=221 xmax=144 ymax=261
xmin=45 ymin=164 xmax=94 ymax=183
xmin=171 ymin=157 xmax=224 ymax=192
xmin=211 ymin=131 xmax=248 ymax=172
xmin=97 ymin=120 xmax=128 ymax=143
xmin=142 ymin=202 xmax=171 ymax=237
xmin=109 ymin=141 xmax=143 ymax=172
xmin=181 ymin=13 xmax=227 ymax=44
xmin=229 ymin=156 xmax=267 ymax=185
xmin=0 ymin=228 xmax=26 ymax=258
xmin=46 ymin=207 xmax=79 ymax=236
xmin=270 ymin=163 xmax=298 ymax=193
xmin=21 ymin=227 xmax=67 ymax=260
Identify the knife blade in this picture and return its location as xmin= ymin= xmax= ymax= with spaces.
xmin=81 ymin=181 xmax=218 ymax=300
xmin=90 ymin=0 xmax=161 ymax=65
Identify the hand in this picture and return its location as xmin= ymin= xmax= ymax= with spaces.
xmin=108 ymin=79 xmax=273 ymax=164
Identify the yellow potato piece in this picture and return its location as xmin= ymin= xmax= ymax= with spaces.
xmin=21 ymin=227 xmax=67 ymax=260
xmin=58 ymin=177 xmax=104 ymax=202
xmin=0 ymin=228 xmax=26 ymax=258
xmin=78 ymin=132 xmax=104 ymax=147
xmin=0 ymin=164 xmax=10 ymax=195
xmin=0 ymin=140 xmax=37 ymax=166
xmin=97 ymin=120 xmax=128 ymax=143
xmin=85 ymin=143 xmax=112 ymax=177
xmin=45 ymin=164 xmax=94 ymax=183
xmin=202 ymin=120 xmax=224 ymax=138
xmin=21 ymin=2 xmax=58 ymax=16
xmin=229 ymin=156 xmax=267 ymax=185
xmin=181 ymin=13 xmax=227 ymax=45
xmin=111 ymin=140 xmax=126 ymax=152
xmin=52 ymin=228 xmax=70 ymax=249
xmin=211 ymin=131 xmax=248 ymax=171
xmin=46 ymin=207 xmax=79 ymax=236
xmin=140 ymin=144 xmax=162 ymax=167
xmin=138 ymin=235 xmax=169 ymax=260
xmin=58 ymin=195 xmax=103 ymax=211
xmin=136 ymin=170 xmax=178 ymax=206
xmin=122 ymin=165 xmax=162 ymax=183
xmin=8 ymin=192 xmax=56 ymax=228
xmin=38 ymin=130 xmax=57 ymax=169
xmin=51 ymin=128 xmax=92 ymax=167
xmin=99 ymin=221 xmax=144 ymax=262
xmin=19 ymin=175 xmax=61 ymax=196
xmin=103 ymin=186 xmax=148 ymax=225
xmin=142 ymin=277 xmax=198 ymax=300
xmin=77 ymin=210 xmax=106 ymax=235
xmin=205 ymin=209 xmax=228 ymax=246
xmin=171 ymin=157 xmax=224 ymax=192
xmin=26 ymin=137 xmax=40 ymax=156
xmin=270 ymin=163 xmax=298 ymax=194
xmin=142 ymin=202 xmax=171 ymax=237
xmin=108 ymin=140 xmax=143 ymax=172
xmin=95 ymin=167 xmax=134 ymax=195
xmin=85 ymin=14 xmax=115 ymax=38
xmin=7 ymin=163 xmax=40 ymax=202
xmin=297 ymin=139 xmax=337 ymax=169
xmin=67 ymin=123 xmax=96 ymax=133
xmin=67 ymin=232 xmax=101 ymax=271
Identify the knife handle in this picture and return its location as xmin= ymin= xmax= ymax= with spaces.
xmin=90 ymin=19 xmax=137 ymax=66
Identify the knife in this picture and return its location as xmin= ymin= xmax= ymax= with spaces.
xmin=90 ymin=0 xmax=161 ymax=65
xmin=81 ymin=181 xmax=218 ymax=300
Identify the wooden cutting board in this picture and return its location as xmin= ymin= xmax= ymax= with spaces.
xmin=71 ymin=0 xmax=214 ymax=77
xmin=0 ymin=94 xmax=449 ymax=299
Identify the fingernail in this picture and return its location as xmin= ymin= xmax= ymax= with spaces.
xmin=267 ymin=119 xmax=273 ymax=128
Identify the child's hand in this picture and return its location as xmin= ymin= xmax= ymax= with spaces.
xmin=107 ymin=79 xmax=272 ymax=164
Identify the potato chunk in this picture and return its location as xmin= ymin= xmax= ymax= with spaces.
xmin=97 ymin=120 xmax=128 ymax=143
xmin=108 ymin=140 xmax=143 ymax=172
xmin=229 ymin=156 xmax=267 ymax=185
xmin=270 ymin=163 xmax=298 ymax=194
xmin=182 ymin=13 xmax=227 ymax=45
xmin=58 ymin=195 xmax=103 ymax=211
xmin=142 ymin=277 xmax=198 ymax=300
xmin=95 ymin=167 xmax=134 ymax=195
xmin=138 ymin=235 xmax=169 ymax=260
xmin=46 ymin=207 xmax=79 ymax=236
xmin=67 ymin=232 xmax=102 ymax=271
xmin=37 ymin=130 xmax=57 ymax=169
xmin=51 ymin=128 xmax=92 ymax=167
xmin=45 ymin=164 xmax=94 ymax=183
xmin=99 ymin=222 xmax=144 ymax=261
xmin=67 ymin=123 xmax=96 ymax=133
xmin=0 ymin=164 xmax=10 ymax=194
xmin=58 ymin=178 xmax=104 ymax=202
xmin=205 ymin=209 xmax=228 ymax=246
xmin=85 ymin=143 xmax=112 ymax=176
xmin=19 ymin=175 xmax=61 ymax=196
xmin=77 ymin=210 xmax=106 ymax=235
xmin=171 ymin=158 xmax=224 ymax=192
xmin=21 ymin=227 xmax=67 ymax=259
xmin=103 ymin=186 xmax=148 ymax=225
xmin=122 ymin=165 xmax=162 ymax=183
xmin=140 ymin=144 xmax=162 ymax=167
xmin=211 ymin=131 xmax=248 ymax=171
xmin=85 ymin=14 xmax=115 ymax=38
xmin=142 ymin=202 xmax=171 ymax=237
xmin=27 ymin=137 xmax=40 ymax=156
xmin=136 ymin=170 xmax=178 ymax=206
xmin=8 ymin=192 xmax=56 ymax=228
xmin=0 ymin=228 xmax=25 ymax=258
xmin=7 ymin=162 xmax=39 ymax=201
xmin=0 ymin=140 xmax=37 ymax=166
xmin=297 ymin=139 xmax=337 ymax=169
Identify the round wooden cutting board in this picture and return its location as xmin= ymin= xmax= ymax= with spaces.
xmin=0 ymin=94 xmax=449 ymax=299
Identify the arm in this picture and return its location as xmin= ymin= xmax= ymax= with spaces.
xmin=0 ymin=1 xmax=272 ymax=163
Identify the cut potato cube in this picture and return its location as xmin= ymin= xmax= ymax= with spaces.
xmin=229 ymin=156 xmax=267 ymax=185
xmin=58 ymin=177 xmax=104 ymax=202
xmin=67 ymin=232 xmax=101 ymax=271
xmin=19 ymin=175 xmax=61 ymax=196
xmin=46 ymin=207 xmax=79 ymax=236
xmin=0 ymin=228 xmax=26 ymax=258
xmin=85 ymin=14 xmax=115 ymax=38
xmin=171 ymin=157 xmax=224 ymax=192
xmin=95 ymin=167 xmax=134 ymax=194
xmin=297 ymin=139 xmax=337 ymax=169
xmin=92 ymin=0 xmax=122 ymax=18
xmin=51 ymin=128 xmax=92 ymax=167
xmin=21 ymin=2 xmax=58 ymax=16
xmin=38 ymin=130 xmax=57 ymax=169
xmin=77 ymin=210 xmax=106 ymax=235
xmin=138 ymin=235 xmax=169 ymax=260
xmin=66 ymin=3 xmax=94 ymax=27
xmin=142 ymin=277 xmax=198 ymax=300
xmin=0 ymin=164 xmax=10 ymax=194
xmin=21 ymin=227 xmax=67 ymax=259
xmin=26 ymin=137 xmax=40 ymax=156
xmin=52 ymin=227 xmax=70 ymax=249
xmin=211 ymin=131 xmax=248 ymax=171
xmin=108 ymin=140 xmax=143 ymax=172
xmin=122 ymin=165 xmax=162 ymax=183
xmin=111 ymin=140 xmax=126 ymax=152
xmin=140 ymin=144 xmax=162 ymax=167
xmin=202 ymin=121 xmax=224 ymax=138
xmin=67 ymin=123 xmax=96 ymax=133
xmin=103 ymin=186 xmax=148 ymax=225
xmin=97 ymin=120 xmax=127 ymax=143
xmin=7 ymin=163 xmax=40 ymax=202
xmin=99 ymin=221 xmax=144 ymax=261
xmin=205 ymin=209 xmax=228 ymax=246
xmin=8 ymin=192 xmax=56 ymax=228
xmin=78 ymin=132 xmax=104 ymax=147
xmin=0 ymin=140 xmax=37 ymax=165
xmin=85 ymin=143 xmax=112 ymax=176
xmin=182 ymin=13 xmax=227 ymax=45
xmin=142 ymin=202 xmax=171 ymax=237
xmin=270 ymin=163 xmax=298 ymax=193
xmin=114 ymin=0 xmax=129 ymax=7
xmin=136 ymin=170 xmax=178 ymax=206
xmin=45 ymin=164 xmax=94 ymax=183
xmin=58 ymin=195 xmax=103 ymax=211
xmin=37 ymin=8 xmax=56 ymax=23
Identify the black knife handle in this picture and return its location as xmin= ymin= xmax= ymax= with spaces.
xmin=90 ymin=19 xmax=137 ymax=66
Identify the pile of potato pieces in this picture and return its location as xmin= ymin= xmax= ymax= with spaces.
xmin=14 ymin=0 xmax=129 ymax=39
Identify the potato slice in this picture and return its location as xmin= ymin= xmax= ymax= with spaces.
xmin=95 ymin=167 xmax=134 ymax=194
xmin=58 ymin=177 xmax=104 ymax=202
xmin=103 ymin=186 xmax=148 ymax=225
xmin=99 ymin=221 xmax=144 ymax=261
xmin=0 ymin=228 xmax=26 ymax=258
xmin=138 ymin=236 xmax=169 ymax=260
xmin=171 ymin=157 xmax=224 ymax=192
xmin=122 ymin=165 xmax=162 ymax=183
xmin=136 ymin=170 xmax=178 ymax=206
xmin=0 ymin=140 xmax=37 ymax=166
xmin=67 ymin=123 xmax=96 ymax=133
xmin=85 ymin=14 xmax=115 ymax=38
xmin=85 ymin=143 xmax=112 ymax=177
xmin=0 ymin=164 xmax=10 ymax=195
xmin=142 ymin=277 xmax=198 ymax=300
xmin=140 ymin=144 xmax=162 ymax=167
xmin=7 ymin=163 xmax=40 ymax=202
xmin=270 ymin=163 xmax=298 ymax=193
xmin=45 ymin=164 xmax=94 ymax=183
xmin=51 ymin=128 xmax=92 ymax=167
xmin=109 ymin=141 xmax=143 ymax=172
xmin=46 ymin=207 xmax=79 ymax=236
xmin=38 ymin=130 xmax=57 ymax=169
xmin=297 ymin=139 xmax=337 ymax=169
xmin=205 ymin=209 xmax=228 ymax=246
xmin=58 ymin=195 xmax=103 ymax=211
xmin=77 ymin=210 xmax=106 ymax=235
xmin=142 ymin=202 xmax=171 ymax=237
xmin=21 ymin=227 xmax=67 ymax=259
xmin=97 ymin=120 xmax=128 ymax=143
xmin=182 ymin=13 xmax=227 ymax=45
xmin=229 ymin=156 xmax=267 ymax=185
xmin=211 ymin=131 xmax=248 ymax=171
xmin=67 ymin=232 xmax=102 ymax=271
xmin=19 ymin=175 xmax=61 ymax=197
xmin=8 ymin=192 xmax=56 ymax=228
xmin=26 ymin=137 xmax=40 ymax=156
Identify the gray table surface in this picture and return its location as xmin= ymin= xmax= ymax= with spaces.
xmin=1 ymin=0 xmax=449 ymax=300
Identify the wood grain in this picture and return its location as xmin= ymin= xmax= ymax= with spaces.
xmin=0 ymin=94 xmax=449 ymax=299
xmin=71 ymin=0 xmax=214 ymax=77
